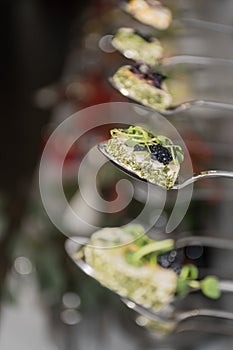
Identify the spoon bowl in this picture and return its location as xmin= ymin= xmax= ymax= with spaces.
xmin=120 ymin=1 xmax=233 ymax=34
xmin=98 ymin=142 xmax=233 ymax=190
xmin=65 ymin=234 xmax=233 ymax=302
xmin=65 ymin=234 xmax=233 ymax=336
xmin=109 ymin=77 xmax=233 ymax=116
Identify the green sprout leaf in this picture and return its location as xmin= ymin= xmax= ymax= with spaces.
xmin=174 ymin=145 xmax=183 ymax=153
xmin=134 ymin=236 xmax=151 ymax=248
xmin=201 ymin=276 xmax=221 ymax=299
xmin=132 ymin=239 xmax=174 ymax=262
xmin=124 ymin=139 xmax=139 ymax=147
xmin=110 ymin=126 xmax=184 ymax=165
xmin=176 ymin=264 xmax=199 ymax=298
xmin=180 ymin=264 xmax=198 ymax=280
xmin=176 ymin=278 xmax=189 ymax=298
xmin=124 ymin=250 xmax=142 ymax=267
xmin=156 ymin=135 xmax=173 ymax=146
xmin=166 ymin=145 xmax=184 ymax=165
xmin=175 ymin=150 xmax=184 ymax=164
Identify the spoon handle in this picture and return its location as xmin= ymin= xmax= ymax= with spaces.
xmin=162 ymin=55 xmax=233 ymax=67
xmin=177 ymin=308 xmax=233 ymax=322
xmin=164 ymin=100 xmax=233 ymax=115
xmin=175 ymin=170 xmax=233 ymax=189
xmin=123 ymin=296 xmax=233 ymax=324
xmin=176 ymin=236 xmax=233 ymax=251
xmin=122 ymin=298 xmax=172 ymax=324
xmin=219 ymin=280 xmax=233 ymax=293
xmin=176 ymin=17 xmax=233 ymax=34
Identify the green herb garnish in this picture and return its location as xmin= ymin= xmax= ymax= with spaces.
xmin=201 ymin=276 xmax=221 ymax=299
xmin=110 ymin=126 xmax=184 ymax=165
xmin=176 ymin=264 xmax=221 ymax=300
xmin=123 ymin=236 xmax=174 ymax=267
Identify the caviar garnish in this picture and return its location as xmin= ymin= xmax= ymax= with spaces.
xmin=151 ymin=72 xmax=166 ymax=89
xmin=134 ymin=30 xmax=152 ymax=43
xmin=149 ymin=144 xmax=173 ymax=165
xmin=129 ymin=63 xmax=166 ymax=89
xmin=158 ymin=249 xmax=184 ymax=275
xmin=111 ymin=125 xmax=184 ymax=166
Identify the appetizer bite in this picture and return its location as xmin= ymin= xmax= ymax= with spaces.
xmin=82 ymin=225 xmax=221 ymax=312
xmin=111 ymin=63 xmax=172 ymax=111
xmin=103 ymin=125 xmax=183 ymax=189
xmin=123 ymin=0 xmax=172 ymax=30
xmin=112 ymin=27 xmax=163 ymax=66
xmin=83 ymin=225 xmax=178 ymax=311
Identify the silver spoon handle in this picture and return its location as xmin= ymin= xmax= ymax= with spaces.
xmin=164 ymin=100 xmax=233 ymax=115
xmin=162 ymin=55 xmax=233 ymax=67
xmin=109 ymin=76 xmax=233 ymax=116
xmin=122 ymin=298 xmax=172 ymax=324
xmin=175 ymin=170 xmax=233 ymax=189
xmin=219 ymin=280 xmax=233 ymax=293
xmin=123 ymin=297 xmax=233 ymax=324
xmin=178 ymin=308 xmax=233 ymax=322
xmin=188 ymin=100 xmax=233 ymax=111
xmin=176 ymin=236 xmax=233 ymax=251
xmin=177 ymin=281 xmax=233 ymax=322
xmin=177 ymin=321 xmax=233 ymax=336
xmin=176 ymin=18 xmax=233 ymax=34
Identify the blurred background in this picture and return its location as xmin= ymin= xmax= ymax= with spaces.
xmin=0 ymin=0 xmax=233 ymax=349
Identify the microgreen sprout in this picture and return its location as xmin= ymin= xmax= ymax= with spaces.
xmin=110 ymin=126 xmax=184 ymax=165
xmin=123 ymin=234 xmax=221 ymax=301
xmin=176 ymin=264 xmax=221 ymax=300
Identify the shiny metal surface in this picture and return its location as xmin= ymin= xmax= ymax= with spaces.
xmin=98 ymin=143 xmax=233 ymax=190
xmin=65 ymin=234 xmax=233 ymax=335
xmin=109 ymin=77 xmax=233 ymax=116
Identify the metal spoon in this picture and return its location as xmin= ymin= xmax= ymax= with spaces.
xmin=98 ymin=142 xmax=233 ymax=190
xmin=65 ymin=234 xmax=233 ymax=335
xmin=109 ymin=77 xmax=233 ymax=116
xmin=122 ymin=296 xmax=233 ymax=330
xmin=65 ymin=234 xmax=233 ymax=294
xmin=111 ymin=28 xmax=233 ymax=68
xmin=120 ymin=1 xmax=233 ymax=35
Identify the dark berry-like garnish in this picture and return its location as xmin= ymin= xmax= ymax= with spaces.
xmin=151 ymin=72 xmax=166 ymax=89
xmin=133 ymin=144 xmax=147 ymax=152
xmin=134 ymin=30 xmax=152 ymax=43
xmin=129 ymin=63 xmax=148 ymax=79
xmin=129 ymin=63 xmax=166 ymax=90
xmin=149 ymin=144 xmax=173 ymax=165
xmin=158 ymin=249 xmax=184 ymax=275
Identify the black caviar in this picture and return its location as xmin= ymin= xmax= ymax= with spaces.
xmin=158 ymin=249 xmax=184 ymax=275
xmin=149 ymin=144 xmax=173 ymax=165
xmin=129 ymin=63 xmax=166 ymax=90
